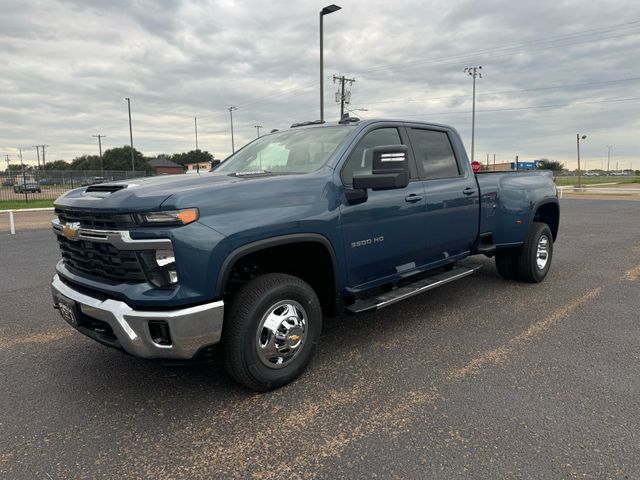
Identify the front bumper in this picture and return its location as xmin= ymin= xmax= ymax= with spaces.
xmin=51 ymin=274 xmax=224 ymax=360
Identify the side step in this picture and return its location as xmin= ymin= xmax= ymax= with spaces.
xmin=346 ymin=265 xmax=482 ymax=314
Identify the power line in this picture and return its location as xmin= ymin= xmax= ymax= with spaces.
xmin=395 ymin=96 xmax=640 ymax=117
xmin=356 ymin=76 xmax=640 ymax=107
xmin=354 ymin=20 xmax=640 ymax=75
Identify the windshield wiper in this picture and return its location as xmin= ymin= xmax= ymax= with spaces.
xmin=229 ymin=170 xmax=273 ymax=177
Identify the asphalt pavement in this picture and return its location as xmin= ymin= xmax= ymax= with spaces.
xmin=1 ymin=199 xmax=639 ymax=479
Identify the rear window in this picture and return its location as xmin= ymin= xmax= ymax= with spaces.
xmin=408 ymin=129 xmax=460 ymax=180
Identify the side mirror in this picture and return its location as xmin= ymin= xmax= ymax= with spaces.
xmin=352 ymin=145 xmax=410 ymax=190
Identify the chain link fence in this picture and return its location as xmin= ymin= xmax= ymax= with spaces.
xmin=0 ymin=170 xmax=150 ymax=203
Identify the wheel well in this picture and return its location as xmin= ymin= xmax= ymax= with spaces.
xmin=223 ymin=241 xmax=336 ymax=315
xmin=533 ymin=202 xmax=559 ymax=240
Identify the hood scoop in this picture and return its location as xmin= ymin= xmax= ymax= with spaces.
xmin=84 ymin=184 xmax=127 ymax=198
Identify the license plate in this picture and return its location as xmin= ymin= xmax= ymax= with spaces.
xmin=57 ymin=297 xmax=78 ymax=327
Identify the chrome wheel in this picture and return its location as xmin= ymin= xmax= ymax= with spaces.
xmin=536 ymin=235 xmax=550 ymax=270
xmin=255 ymin=300 xmax=308 ymax=369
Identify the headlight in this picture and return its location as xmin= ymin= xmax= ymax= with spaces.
xmin=137 ymin=208 xmax=198 ymax=225
xmin=139 ymin=246 xmax=178 ymax=288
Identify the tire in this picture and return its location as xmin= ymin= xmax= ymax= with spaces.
xmin=222 ymin=273 xmax=322 ymax=391
xmin=495 ymin=251 xmax=519 ymax=280
xmin=514 ymin=222 xmax=554 ymax=283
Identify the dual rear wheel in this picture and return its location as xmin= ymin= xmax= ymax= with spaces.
xmin=495 ymin=222 xmax=553 ymax=283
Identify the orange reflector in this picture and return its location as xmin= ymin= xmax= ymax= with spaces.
xmin=178 ymin=208 xmax=198 ymax=224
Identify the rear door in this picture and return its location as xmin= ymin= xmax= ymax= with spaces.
xmin=405 ymin=125 xmax=479 ymax=265
xmin=338 ymin=125 xmax=427 ymax=289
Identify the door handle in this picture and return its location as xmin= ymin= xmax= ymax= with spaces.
xmin=463 ymin=187 xmax=477 ymax=195
xmin=405 ymin=194 xmax=424 ymax=203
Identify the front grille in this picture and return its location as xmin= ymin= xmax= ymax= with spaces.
xmin=55 ymin=208 xmax=136 ymax=230
xmin=57 ymin=235 xmax=147 ymax=282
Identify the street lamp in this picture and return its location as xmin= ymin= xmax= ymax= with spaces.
xmin=606 ymin=145 xmax=613 ymax=175
xmin=576 ymin=133 xmax=587 ymax=188
xmin=124 ymin=97 xmax=135 ymax=173
xmin=320 ymin=4 xmax=341 ymax=122
xmin=254 ymin=125 xmax=263 ymax=138
xmin=464 ymin=66 xmax=482 ymax=163
xmin=228 ymin=106 xmax=238 ymax=153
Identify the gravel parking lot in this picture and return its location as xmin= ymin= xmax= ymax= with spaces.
xmin=1 ymin=198 xmax=639 ymax=479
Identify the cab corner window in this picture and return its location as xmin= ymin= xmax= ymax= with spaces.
xmin=341 ymin=127 xmax=402 ymax=185
xmin=409 ymin=129 xmax=460 ymax=180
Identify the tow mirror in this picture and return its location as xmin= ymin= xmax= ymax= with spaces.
xmin=352 ymin=145 xmax=410 ymax=191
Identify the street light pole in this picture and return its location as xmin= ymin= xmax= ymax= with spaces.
xmin=606 ymin=145 xmax=613 ymax=174
xmin=319 ymin=4 xmax=341 ymax=122
xmin=577 ymin=133 xmax=587 ymax=188
xmin=195 ymin=116 xmax=199 ymax=151
xmin=254 ymin=125 xmax=263 ymax=138
xmin=124 ymin=97 xmax=135 ymax=173
xmin=464 ymin=66 xmax=482 ymax=163
xmin=228 ymin=106 xmax=238 ymax=153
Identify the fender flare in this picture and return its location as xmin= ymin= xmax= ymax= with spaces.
xmin=529 ymin=197 xmax=560 ymax=240
xmin=215 ymin=233 xmax=340 ymax=297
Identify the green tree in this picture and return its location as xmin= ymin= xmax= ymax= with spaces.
xmin=536 ymin=159 xmax=564 ymax=172
xmin=44 ymin=160 xmax=71 ymax=170
xmin=171 ymin=149 xmax=214 ymax=166
xmin=101 ymin=146 xmax=150 ymax=172
xmin=70 ymin=154 xmax=101 ymax=170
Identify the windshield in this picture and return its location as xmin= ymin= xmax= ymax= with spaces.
xmin=215 ymin=126 xmax=352 ymax=175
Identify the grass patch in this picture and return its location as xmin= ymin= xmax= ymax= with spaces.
xmin=554 ymin=176 xmax=637 ymax=186
xmin=0 ymin=199 xmax=55 ymax=210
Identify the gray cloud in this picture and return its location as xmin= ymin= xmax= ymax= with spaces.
xmin=1 ymin=0 xmax=639 ymax=169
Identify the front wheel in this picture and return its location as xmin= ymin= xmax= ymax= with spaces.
xmin=222 ymin=273 xmax=322 ymax=391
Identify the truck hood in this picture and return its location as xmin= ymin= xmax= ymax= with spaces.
xmin=54 ymin=173 xmax=262 ymax=211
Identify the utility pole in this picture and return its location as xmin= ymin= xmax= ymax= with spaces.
xmin=194 ymin=117 xmax=199 ymax=151
xmin=464 ymin=66 xmax=482 ymax=163
xmin=19 ymin=148 xmax=27 ymax=202
xmin=124 ymin=97 xmax=135 ymax=173
xmin=486 ymin=153 xmax=489 ymax=167
xmin=92 ymin=134 xmax=106 ymax=174
xmin=606 ymin=145 xmax=613 ymax=174
xmin=33 ymin=145 xmax=41 ymax=169
xmin=333 ymin=74 xmax=355 ymax=119
xmin=493 ymin=153 xmax=496 ymax=171
xmin=5 ymin=154 xmax=10 ymax=172
xmin=32 ymin=145 xmax=49 ymax=169
xmin=254 ymin=125 xmax=263 ymax=138
xmin=228 ymin=106 xmax=238 ymax=153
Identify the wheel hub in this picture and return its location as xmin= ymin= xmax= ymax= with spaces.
xmin=536 ymin=235 xmax=550 ymax=270
xmin=256 ymin=301 xmax=307 ymax=369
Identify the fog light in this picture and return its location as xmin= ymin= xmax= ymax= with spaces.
xmin=139 ymin=246 xmax=179 ymax=288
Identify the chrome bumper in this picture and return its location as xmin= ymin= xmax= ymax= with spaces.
xmin=51 ymin=274 xmax=224 ymax=360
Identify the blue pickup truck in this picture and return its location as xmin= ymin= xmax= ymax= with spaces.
xmin=51 ymin=118 xmax=559 ymax=390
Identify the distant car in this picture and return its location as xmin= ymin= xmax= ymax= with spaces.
xmin=81 ymin=176 xmax=108 ymax=186
xmin=14 ymin=182 xmax=42 ymax=193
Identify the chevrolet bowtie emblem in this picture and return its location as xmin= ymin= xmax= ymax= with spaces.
xmin=62 ymin=222 xmax=80 ymax=240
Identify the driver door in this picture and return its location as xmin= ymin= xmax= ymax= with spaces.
xmin=338 ymin=126 xmax=427 ymax=290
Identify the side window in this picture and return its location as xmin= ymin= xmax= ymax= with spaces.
xmin=408 ymin=129 xmax=460 ymax=179
xmin=341 ymin=127 xmax=402 ymax=185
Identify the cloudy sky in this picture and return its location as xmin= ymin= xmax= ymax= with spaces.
xmin=1 ymin=0 xmax=639 ymax=169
